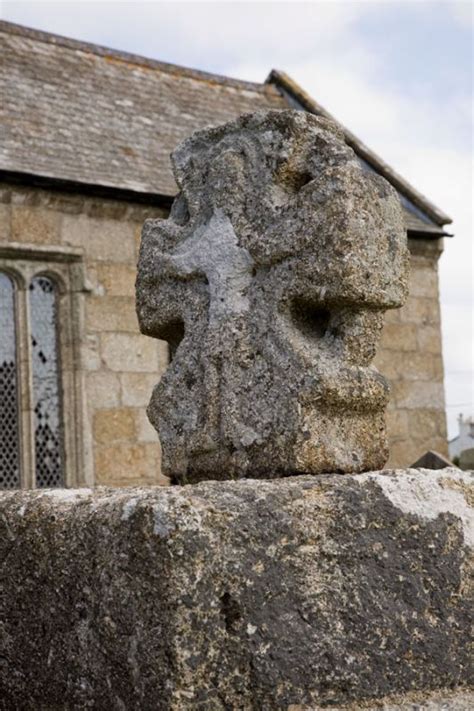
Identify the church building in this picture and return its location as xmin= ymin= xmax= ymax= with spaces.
xmin=0 ymin=21 xmax=452 ymax=489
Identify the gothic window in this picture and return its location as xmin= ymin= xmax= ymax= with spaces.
xmin=0 ymin=246 xmax=86 ymax=489
xmin=0 ymin=273 xmax=21 ymax=488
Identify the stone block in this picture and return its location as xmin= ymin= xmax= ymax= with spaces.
xmin=404 ymin=352 xmax=444 ymax=382
xmin=379 ymin=322 xmax=418 ymax=352
xmin=389 ymin=437 xmax=450 ymax=468
xmin=120 ymin=372 xmax=166 ymax=407
xmin=42 ymin=192 xmax=85 ymax=215
xmin=134 ymin=407 xmax=161 ymax=443
xmin=0 ymin=202 xmax=10 ymax=240
xmin=94 ymin=263 xmax=137 ymax=296
xmin=93 ymin=407 xmax=136 ymax=445
xmin=11 ymin=205 xmax=61 ymax=244
xmin=375 ymin=349 xmax=444 ymax=385
xmin=373 ymin=347 xmax=400 ymax=380
xmin=382 ymin=305 xmax=401 ymax=324
xmin=0 ymin=469 xmax=471 ymax=709
xmin=385 ymin=409 xmax=409 ymax=441
xmin=377 ymin=350 xmax=445 ymax=384
xmin=392 ymin=380 xmax=445 ymax=410
xmin=94 ymin=442 xmax=160 ymax=484
xmin=408 ymin=236 xmax=444 ymax=260
xmin=430 ymin=436 xmax=450 ymax=458
xmin=134 ymin=221 xmax=144 ymax=259
xmin=0 ymin=184 xmax=12 ymax=204
xmin=86 ymin=371 xmax=121 ymax=409
xmin=408 ymin=265 xmax=439 ymax=299
xmin=80 ymin=334 xmax=101 ymax=371
xmin=86 ymin=199 xmax=129 ymax=221
xmin=126 ymin=204 xmax=169 ymax=223
xmin=10 ymin=186 xmax=42 ymax=207
xmin=388 ymin=440 xmax=427 ymax=469
xmin=62 ymin=214 xmax=136 ymax=263
xmin=100 ymin=333 xmax=165 ymax=373
xmin=406 ymin=409 xmax=448 ymax=442
xmin=417 ymin=325 xmax=443 ymax=355
xmin=86 ymin=295 xmax=139 ymax=332
xmin=401 ymin=295 xmax=440 ymax=325
xmin=11 ymin=187 xmax=84 ymax=215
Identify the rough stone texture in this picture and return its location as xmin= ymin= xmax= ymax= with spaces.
xmin=0 ymin=468 xmax=472 ymax=709
xmin=137 ymin=110 xmax=409 ymax=483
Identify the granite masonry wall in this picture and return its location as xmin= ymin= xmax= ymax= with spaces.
xmin=374 ymin=238 xmax=448 ymax=466
xmin=0 ymin=181 xmax=448 ymax=487
xmin=0 ymin=182 xmax=168 ymax=488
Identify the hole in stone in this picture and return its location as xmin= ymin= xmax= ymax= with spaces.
xmin=220 ymin=592 xmax=241 ymax=634
xmin=160 ymin=320 xmax=185 ymax=362
xmin=185 ymin=372 xmax=196 ymax=389
xmin=294 ymin=172 xmax=313 ymax=191
xmin=290 ymin=299 xmax=331 ymax=340
xmin=170 ymin=193 xmax=190 ymax=226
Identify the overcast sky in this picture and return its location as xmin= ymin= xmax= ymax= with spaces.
xmin=2 ymin=0 xmax=472 ymax=439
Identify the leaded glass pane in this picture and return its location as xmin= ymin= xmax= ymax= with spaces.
xmin=29 ymin=276 xmax=64 ymax=487
xmin=0 ymin=273 xmax=21 ymax=488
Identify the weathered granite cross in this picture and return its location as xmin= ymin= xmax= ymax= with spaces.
xmin=137 ymin=110 xmax=409 ymax=483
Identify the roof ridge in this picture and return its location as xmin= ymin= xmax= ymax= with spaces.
xmin=267 ymin=70 xmax=452 ymax=226
xmin=0 ymin=19 xmax=271 ymax=94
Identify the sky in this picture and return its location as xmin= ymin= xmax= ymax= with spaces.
xmin=1 ymin=0 xmax=472 ymax=439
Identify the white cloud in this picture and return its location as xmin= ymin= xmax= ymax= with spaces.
xmin=450 ymin=1 xmax=474 ymax=29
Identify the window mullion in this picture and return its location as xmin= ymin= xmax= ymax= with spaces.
xmin=16 ymin=281 xmax=36 ymax=489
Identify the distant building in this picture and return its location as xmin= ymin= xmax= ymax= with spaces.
xmin=449 ymin=415 xmax=474 ymax=459
xmin=0 ymin=21 xmax=452 ymax=489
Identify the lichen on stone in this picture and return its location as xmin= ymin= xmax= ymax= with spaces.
xmin=136 ymin=109 xmax=409 ymax=483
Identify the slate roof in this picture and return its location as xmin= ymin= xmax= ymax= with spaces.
xmin=0 ymin=21 xmax=451 ymax=236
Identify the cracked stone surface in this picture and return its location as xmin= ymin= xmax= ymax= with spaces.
xmin=0 ymin=468 xmax=472 ymax=709
xmin=137 ymin=110 xmax=409 ymax=483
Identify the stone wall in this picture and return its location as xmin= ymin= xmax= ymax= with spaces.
xmin=0 ymin=182 xmax=169 ymax=487
xmin=374 ymin=238 xmax=448 ymax=465
xmin=0 ymin=181 xmax=448 ymax=486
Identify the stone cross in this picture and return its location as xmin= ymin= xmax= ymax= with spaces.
xmin=137 ymin=110 xmax=409 ymax=483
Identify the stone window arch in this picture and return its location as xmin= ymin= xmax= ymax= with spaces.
xmin=0 ymin=245 xmax=88 ymax=488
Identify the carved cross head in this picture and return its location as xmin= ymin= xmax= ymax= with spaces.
xmin=137 ymin=110 xmax=409 ymax=483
